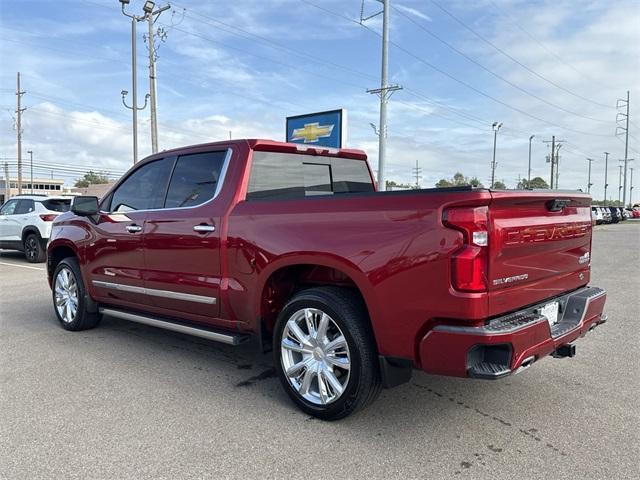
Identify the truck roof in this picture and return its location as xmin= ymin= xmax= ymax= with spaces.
xmin=144 ymin=139 xmax=368 ymax=163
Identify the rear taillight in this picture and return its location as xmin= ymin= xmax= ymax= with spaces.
xmin=39 ymin=214 xmax=58 ymax=222
xmin=443 ymin=206 xmax=489 ymax=292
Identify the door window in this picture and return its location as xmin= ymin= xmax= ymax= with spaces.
xmin=41 ymin=199 xmax=71 ymax=212
xmin=109 ymin=158 xmax=174 ymax=212
xmin=0 ymin=200 xmax=18 ymax=215
xmin=15 ymin=200 xmax=35 ymax=214
xmin=164 ymin=151 xmax=227 ymax=208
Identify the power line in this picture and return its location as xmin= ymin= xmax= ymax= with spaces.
xmin=487 ymin=0 xmax=615 ymax=94
xmin=165 ymin=24 xmax=366 ymax=90
xmin=429 ymin=0 xmax=615 ymax=111
xmin=364 ymin=22 xmax=612 ymax=138
xmin=2 ymin=157 xmax=126 ymax=174
xmin=300 ymin=0 xmax=612 ymax=138
xmin=2 ymin=8 xmax=528 ymax=143
xmin=3 ymin=161 xmax=124 ymax=177
xmin=392 ymin=5 xmax=612 ymax=124
xmin=173 ymin=1 xmax=377 ymax=82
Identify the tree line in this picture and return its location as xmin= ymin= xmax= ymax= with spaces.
xmin=387 ymin=173 xmax=550 ymax=190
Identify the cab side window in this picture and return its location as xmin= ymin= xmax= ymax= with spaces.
xmin=164 ymin=151 xmax=227 ymax=208
xmin=109 ymin=158 xmax=174 ymax=212
xmin=0 ymin=199 xmax=18 ymax=215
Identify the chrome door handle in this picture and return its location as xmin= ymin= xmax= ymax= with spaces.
xmin=126 ymin=224 xmax=143 ymax=233
xmin=193 ymin=224 xmax=215 ymax=233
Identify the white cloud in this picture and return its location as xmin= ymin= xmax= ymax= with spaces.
xmin=395 ymin=4 xmax=432 ymax=22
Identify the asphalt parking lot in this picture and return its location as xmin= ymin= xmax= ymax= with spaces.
xmin=1 ymin=222 xmax=639 ymax=480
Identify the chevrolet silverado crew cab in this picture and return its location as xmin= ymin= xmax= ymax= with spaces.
xmin=47 ymin=139 xmax=607 ymax=420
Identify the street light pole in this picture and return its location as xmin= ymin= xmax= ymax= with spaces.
xmin=586 ymin=158 xmax=594 ymax=193
xmin=618 ymin=164 xmax=623 ymax=203
xmin=603 ymin=152 xmax=609 ymax=205
xmin=120 ymin=0 xmax=148 ymax=164
xmin=528 ymin=134 xmax=535 ymax=184
xmin=555 ymin=144 xmax=562 ymax=189
xmin=491 ymin=122 xmax=502 ymax=188
xmin=27 ymin=150 xmax=33 ymax=194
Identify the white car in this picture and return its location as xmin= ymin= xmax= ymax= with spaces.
xmin=0 ymin=195 xmax=71 ymax=262
xmin=591 ymin=206 xmax=603 ymax=224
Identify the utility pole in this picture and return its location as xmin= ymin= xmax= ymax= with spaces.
xmin=616 ymin=91 xmax=630 ymax=206
xmin=412 ymin=160 xmax=422 ymax=189
xmin=120 ymin=0 xmax=149 ymax=164
xmin=144 ymin=1 xmax=171 ymax=154
xmin=15 ymin=72 xmax=26 ymax=195
xmin=527 ymin=134 xmax=535 ymax=184
xmin=542 ymin=137 xmax=564 ymax=189
xmin=27 ymin=150 xmax=33 ymax=194
xmin=586 ymin=158 xmax=594 ymax=193
xmin=555 ymin=143 xmax=562 ymax=188
xmin=490 ymin=122 xmax=502 ymax=188
xmin=603 ymin=152 xmax=609 ymax=205
xmin=544 ymin=136 xmax=555 ymax=189
xmin=364 ymin=0 xmax=402 ymax=191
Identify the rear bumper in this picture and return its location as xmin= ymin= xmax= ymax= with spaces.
xmin=419 ymin=286 xmax=607 ymax=378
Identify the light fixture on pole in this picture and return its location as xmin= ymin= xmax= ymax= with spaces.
xmin=143 ymin=1 xmax=155 ymax=13
xmin=490 ymin=122 xmax=502 ymax=188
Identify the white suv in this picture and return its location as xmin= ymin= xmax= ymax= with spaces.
xmin=0 ymin=195 xmax=71 ymax=262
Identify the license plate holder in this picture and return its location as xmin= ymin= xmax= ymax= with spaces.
xmin=539 ymin=302 xmax=560 ymax=326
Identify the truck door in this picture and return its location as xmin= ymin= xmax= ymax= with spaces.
xmin=88 ymin=157 xmax=175 ymax=308
xmin=142 ymin=149 xmax=231 ymax=324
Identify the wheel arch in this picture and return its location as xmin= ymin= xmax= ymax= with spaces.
xmin=255 ymin=255 xmax=380 ymax=349
xmin=47 ymin=241 xmax=79 ymax=285
xmin=21 ymin=225 xmax=42 ymax=243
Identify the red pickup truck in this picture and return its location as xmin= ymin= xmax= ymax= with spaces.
xmin=47 ymin=139 xmax=607 ymax=420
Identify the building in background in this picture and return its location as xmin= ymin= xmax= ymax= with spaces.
xmin=0 ymin=177 xmax=65 ymax=204
xmin=70 ymin=182 xmax=115 ymax=199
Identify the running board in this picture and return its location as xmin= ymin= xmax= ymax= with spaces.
xmin=99 ymin=308 xmax=249 ymax=346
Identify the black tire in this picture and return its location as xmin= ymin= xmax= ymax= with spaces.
xmin=24 ymin=233 xmax=46 ymax=263
xmin=52 ymin=257 xmax=101 ymax=331
xmin=273 ymin=286 xmax=381 ymax=420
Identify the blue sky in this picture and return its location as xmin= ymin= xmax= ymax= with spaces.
xmin=0 ymin=0 xmax=638 ymax=200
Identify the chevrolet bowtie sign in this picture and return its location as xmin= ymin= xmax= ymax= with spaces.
xmin=286 ymin=109 xmax=347 ymax=148
xmin=291 ymin=123 xmax=334 ymax=143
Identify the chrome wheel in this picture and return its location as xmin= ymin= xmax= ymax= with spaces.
xmin=280 ymin=308 xmax=351 ymax=405
xmin=54 ymin=267 xmax=79 ymax=324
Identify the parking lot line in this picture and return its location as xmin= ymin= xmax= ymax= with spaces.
xmin=0 ymin=261 xmax=45 ymax=271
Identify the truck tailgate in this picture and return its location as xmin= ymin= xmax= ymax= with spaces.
xmin=487 ymin=190 xmax=593 ymax=317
